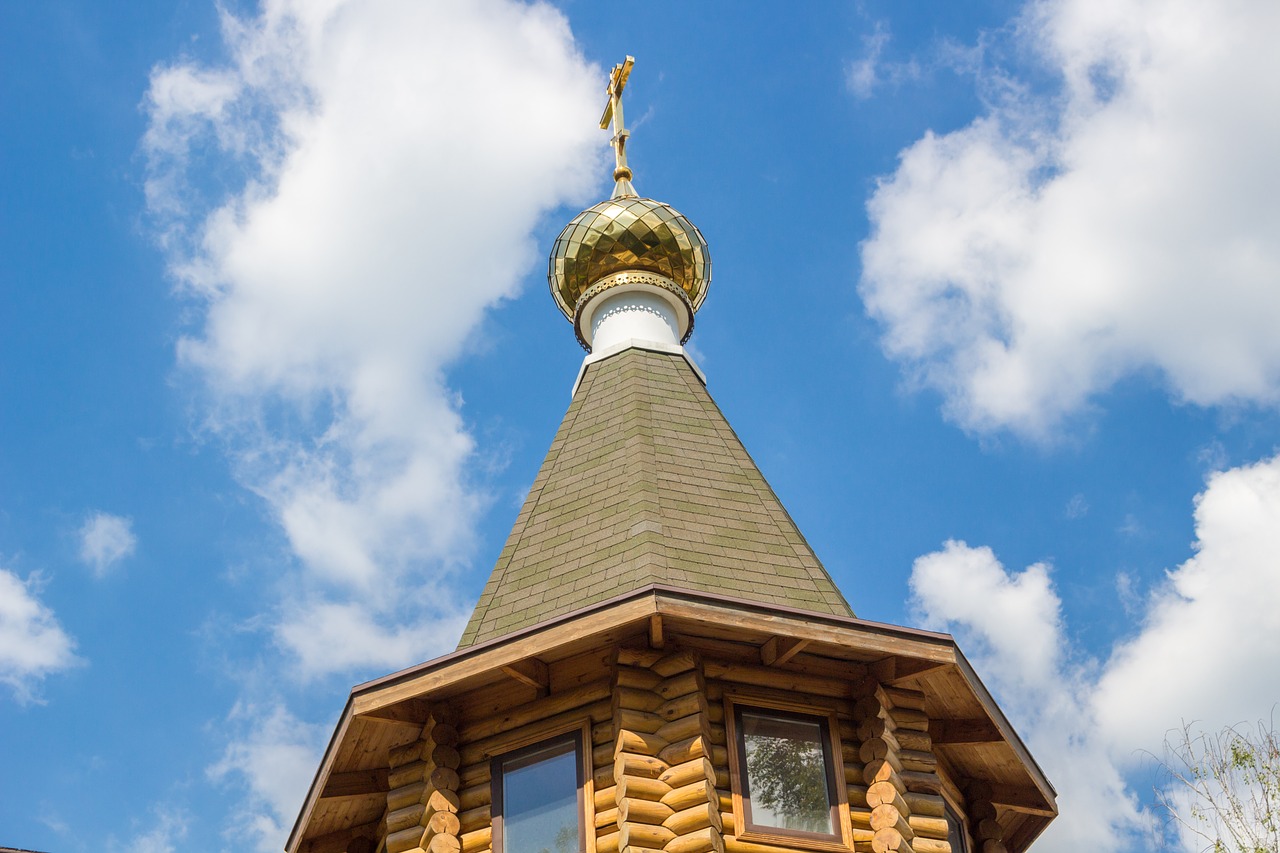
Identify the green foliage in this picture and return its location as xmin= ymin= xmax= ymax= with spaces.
xmin=746 ymin=735 xmax=831 ymax=833
xmin=1156 ymin=717 xmax=1280 ymax=853
xmin=534 ymin=821 xmax=578 ymax=853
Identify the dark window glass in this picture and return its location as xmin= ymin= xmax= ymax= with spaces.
xmin=945 ymin=801 xmax=969 ymax=853
xmin=493 ymin=735 xmax=583 ymax=853
xmin=737 ymin=708 xmax=838 ymax=837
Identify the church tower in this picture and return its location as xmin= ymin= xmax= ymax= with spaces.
xmin=287 ymin=58 xmax=1056 ymax=853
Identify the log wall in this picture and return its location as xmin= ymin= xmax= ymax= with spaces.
xmin=385 ymin=704 xmax=463 ymax=853
xmin=611 ymin=647 xmax=725 ymax=853
xmin=962 ymin=782 xmax=1005 ymax=853
xmin=847 ymin=684 xmax=952 ymax=853
xmin=377 ymin=641 xmax=971 ymax=853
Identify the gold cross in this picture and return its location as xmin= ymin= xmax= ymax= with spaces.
xmin=599 ymin=56 xmax=637 ymax=198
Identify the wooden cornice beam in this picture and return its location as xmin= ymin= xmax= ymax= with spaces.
xmin=930 ymin=718 xmax=1003 ymax=745
xmin=989 ymin=783 xmax=1057 ymax=817
xmin=299 ymin=820 xmax=379 ymax=853
xmin=320 ymin=768 xmax=388 ymax=800
xmin=501 ymin=657 xmax=549 ymax=692
xmin=760 ymin=635 xmax=809 ymax=667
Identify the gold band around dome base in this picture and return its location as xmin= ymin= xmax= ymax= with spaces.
xmin=572 ymin=271 xmax=695 ymax=352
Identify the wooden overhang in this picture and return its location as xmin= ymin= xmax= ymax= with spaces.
xmin=288 ymin=584 xmax=1057 ymax=853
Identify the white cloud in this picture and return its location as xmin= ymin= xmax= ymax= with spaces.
xmin=1114 ymin=570 xmax=1141 ymax=616
xmin=112 ymin=806 xmax=190 ymax=853
xmin=909 ymin=451 xmax=1280 ymax=852
xmin=0 ymin=568 xmax=79 ymax=703
xmin=860 ymin=0 xmax=1280 ymax=438
xmin=1094 ymin=454 xmax=1280 ymax=750
xmin=274 ymin=598 xmax=469 ymax=676
xmin=142 ymin=0 xmax=603 ymax=676
xmin=209 ymin=703 xmax=325 ymax=853
xmin=846 ymin=23 xmax=891 ymax=99
xmin=912 ymin=543 xmax=1063 ymax=693
xmin=1117 ymin=513 xmax=1144 ymax=538
xmin=845 ymin=21 xmax=921 ymax=100
xmin=78 ymin=511 xmax=137 ymax=577
xmin=910 ymin=542 xmax=1143 ymax=852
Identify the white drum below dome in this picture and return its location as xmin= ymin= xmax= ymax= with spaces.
xmin=588 ymin=291 xmax=679 ymax=350
xmin=580 ymin=279 xmax=694 ymax=351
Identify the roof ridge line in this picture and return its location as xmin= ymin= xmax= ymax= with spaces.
xmin=630 ymin=351 xmax=669 ymax=585
xmin=458 ymin=362 xmax=595 ymax=645
xmin=663 ymin=355 xmax=853 ymax=617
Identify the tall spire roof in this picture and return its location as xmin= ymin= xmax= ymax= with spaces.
xmin=458 ymin=346 xmax=852 ymax=647
xmin=460 ymin=57 xmax=851 ymax=648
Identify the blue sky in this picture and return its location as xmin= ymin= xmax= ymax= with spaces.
xmin=3 ymin=1 xmax=1279 ymax=851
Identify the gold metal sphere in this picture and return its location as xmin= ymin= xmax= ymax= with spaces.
xmin=548 ymin=196 xmax=711 ymax=323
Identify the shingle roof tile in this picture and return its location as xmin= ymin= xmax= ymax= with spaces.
xmin=458 ymin=347 xmax=852 ymax=647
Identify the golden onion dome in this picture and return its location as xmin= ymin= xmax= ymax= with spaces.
xmin=548 ymin=56 xmax=712 ymax=351
xmin=548 ymin=195 xmax=711 ymax=341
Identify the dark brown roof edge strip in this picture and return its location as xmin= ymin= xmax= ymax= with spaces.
xmin=948 ymin=644 xmax=1057 ymax=801
xmin=286 ymin=692 xmax=355 ymax=851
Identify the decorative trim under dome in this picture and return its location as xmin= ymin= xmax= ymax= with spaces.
xmin=572 ymin=270 xmax=695 ymax=351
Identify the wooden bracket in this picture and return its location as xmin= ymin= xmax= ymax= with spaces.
xmin=501 ymin=657 xmax=549 ymax=696
xmin=320 ymin=768 xmax=389 ymax=800
xmin=298 ymin=820 xmax=379 ymax=853
xmin=760 ymin=635 xmax=809 ymax=667
xmin=869 ymin=655 xmax=950 ymax=684
xmin=648 ymin=614 xmax=665 ymax=649
xmin=930 ymin=718 xmax=1002 ymax=745
xmin=989 ymin=783 xmax=1056 ymax=817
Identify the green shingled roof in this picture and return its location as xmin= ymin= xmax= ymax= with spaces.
xmin=458 ymin=346 xmax=853 ymax=648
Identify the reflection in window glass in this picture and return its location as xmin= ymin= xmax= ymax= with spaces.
xmin=497 ymin=737 xmax=581 ymax=853
xmin=740 ymin=710 xmax=836 ymax=835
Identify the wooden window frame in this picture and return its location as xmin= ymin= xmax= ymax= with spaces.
xmin=936 ymin=768 xmax=972 ymax=853
xmin=939 ymin=784 xmax=972 ymax=853
xmin=490 ymin=720 xmax=594 ymax=853
xmin=724 ymin=693 xmax=853 ymax=852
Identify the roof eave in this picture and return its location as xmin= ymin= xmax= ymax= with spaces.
xmin=288 ymin=584 xmax=1055 ymax=852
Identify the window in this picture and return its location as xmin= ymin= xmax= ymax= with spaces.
xmin=492 ymin=731 xmax=586 ymax=853
xmin=726 ymin=699 xmax=848 ymax=849
xmin=944 ymin=800 xmax=970 ymax=853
